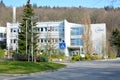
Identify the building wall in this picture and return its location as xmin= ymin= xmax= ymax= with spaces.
xmin=6 ymin=20 xmax=106 ymax=57
xmin=6 ymin=22 xmax=19 ymax=50
xmin=64 ymin=20 xmax=83 ymax=56
xmin=36 ymin=21 xmax=63 ymax=51
xmin=91 ymin=24 xmax=107 ymax=58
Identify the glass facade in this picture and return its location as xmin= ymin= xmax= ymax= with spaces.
xmin=0 ymin=33 xmax=6 ymax=40
xmin=71 ymin=38 xmax=83 ymax=46
xmin=70 ymin=27 xmax=83 ymax=46
xmin=71 ymin=27 xmax=83 ymax=35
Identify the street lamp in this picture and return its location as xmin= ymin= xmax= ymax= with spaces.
xmin=26 ymin=20 xmax=29 ymax=61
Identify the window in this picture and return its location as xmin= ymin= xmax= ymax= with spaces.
xmin=0 ymin=33 xmax=3 ymax=37
xmin=71 ymin=27 xmax=83 ymax=35
xmin=14 ymin=29 xmax=16 ymax=32
xmin=38 ymin=28 xmax=40 ymax=32
xmin=45 ymin=27 xmax=47 ymax=31
xmin=4 ymin=34 xmax=6 ymax=38
xmin=41 ymin=28 xmax=43 ymax=31
xmin=44 ymin=39 xmax=47 ymax=43
xmin=54 ymin=27 xmax=58 ymax=31
xmin=18 ymin=29 xmax=20 ymax=32
xmin=11 ymin=28 xmax=19 ymax=33
xmin=14 ymin=39 xmax=16 ymax=43
xmin=71 ymin=38 xmax=83 ymax=46
xmin=11 ymin=29 xmax=13 ymax=32
xmin=41 ymin=39 xmax=43 ymax=43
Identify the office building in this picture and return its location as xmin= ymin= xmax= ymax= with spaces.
xmin=6 ymin=20 xmax=106 ymax=57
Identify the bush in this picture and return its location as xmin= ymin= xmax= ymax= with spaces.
xmin=85 ymin=53 xmax=102 ymax=60
xmin=108 ymin=55 xmax=116 ymax=59
xmin=0 ymin=49 xmax=5 ymax=59
xmin=13 ymin=53 xmax=49 ymax=62
xmin=37 ymin=56 xmax=48 ymax=62
xmin=85 ymin=54 xmax=91 ymax=61
xmin=50 ymin=51 xmax=66 ymax=61
xmin=108 ymin=52 xmax=117 ymax=59
xmin=71 ymin=53 xmax=103 ymax=62
xmin=80 ymin=57 xmax=85 ymax=61
xmin=12 ymin=53 xmax=28 ymax=61
xmin=91 ymin=54 xmax=101 ymax=60
xmin=71 ymin=55 xmax=81 ymax=61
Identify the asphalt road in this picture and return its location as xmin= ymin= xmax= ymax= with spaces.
xmin=1 ymin=58 xmax=120 ymax=80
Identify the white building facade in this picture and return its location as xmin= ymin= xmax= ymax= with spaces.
xmin=6 ymin=20 xmax=106 ymax=57
xmin=6 ymin=22 xmax=19 ymax=50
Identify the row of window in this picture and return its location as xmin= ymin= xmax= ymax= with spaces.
xmin=71 ymin=38 xmax=83 ymax=46
xmin=38 ymin=27 xmax=59 ymax=32
xmin=10 ymin=38 xmax=59 ymax=44
xmin=10 ymin=27 xmax=63 ymax=33
xmin=11 ymin=28 xmax=20 ymax=32
xmin=38 ymin=38 xmax=59 ymax=43
xmin=11 ymin=39 xmax=17 ymax=44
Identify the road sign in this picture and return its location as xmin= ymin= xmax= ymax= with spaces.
xmin=59 ymin=42 xmax=66 ymax=49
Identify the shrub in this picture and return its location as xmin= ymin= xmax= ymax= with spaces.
xmin=50 ymin=51 xmax=66 ymax=61
xmin=108 ymin=52 xmax=117 ymax=59
xmin=85 ymin=53 xmax=102 ymax=60
xmin=71 ymin=53 xmax=103 ymax=62
xmin=71 ymin=55 xmax=81 ymax=61
xmin=0 ymin=49 xmax=5 ymax=59
xmin=85 ymin=54 xmax=91 ymax=61
xmin=12 ymin=53 xmax=28 ymax=61
xmin=80 ymin=57 xmax=85 ymax=61
xmin=13 ymin=53 xmax=49 ymax=62
xmin=37 ymin=56 xmax=48 ymax=62
xmin=108 ymin=55 xmax=116 ymax=59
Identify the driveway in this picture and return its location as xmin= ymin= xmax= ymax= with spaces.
xmin=1 ymin=58 xmax=120 ymax=80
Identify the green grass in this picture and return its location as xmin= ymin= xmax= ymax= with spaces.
xmin=0 ymin=61 xmax=66 ymax=74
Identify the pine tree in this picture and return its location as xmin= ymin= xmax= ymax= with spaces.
xmin=0 ymin=0 xmax=5 ymax=7
xmin=18 ymin=0 xmax=38 ymax=62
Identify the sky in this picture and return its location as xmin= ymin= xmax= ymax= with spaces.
xmin=2 ymin=0 xmax=120 ymax=8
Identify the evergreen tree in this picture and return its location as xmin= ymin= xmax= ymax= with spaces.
xmin=0 ymin=0 xmax=5 ymax=7
xmin=109 ymin=28 xmax=120 ymax=56
xmin=18 ymin=0 xmax=38 ymax=62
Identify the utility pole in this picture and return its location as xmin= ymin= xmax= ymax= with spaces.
xmin=49 ymin=26 xmax=52 ymax=61
xmin=26 ymin=20 xmax=30 ymax=62
xmin=31 ymin=21 xmax=34 ymax=62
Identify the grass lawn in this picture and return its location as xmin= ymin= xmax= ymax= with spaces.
xmin=0 ymin=61 xmax=66 ymax=74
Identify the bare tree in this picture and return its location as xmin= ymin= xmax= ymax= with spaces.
xmin=82 ymin=14 xmax=93 ymax=54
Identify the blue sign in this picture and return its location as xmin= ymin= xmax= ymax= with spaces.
xmin=59 ymin=42 xmax=66 ymax=49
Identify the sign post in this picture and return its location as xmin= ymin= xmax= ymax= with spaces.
xmin=59 ymin=42 xmax=66 ymax=50
xmin=58 ymin=41 xmax=66 ymax=61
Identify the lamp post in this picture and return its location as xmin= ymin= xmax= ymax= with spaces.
xmin=31 ymin=21 xmax=34 ymax=62
xmin=26 ymin=20 xmax=29 ymax=61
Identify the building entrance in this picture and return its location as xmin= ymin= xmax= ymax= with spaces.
xmin=68 ymin=46 xmax=83 ymax=56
